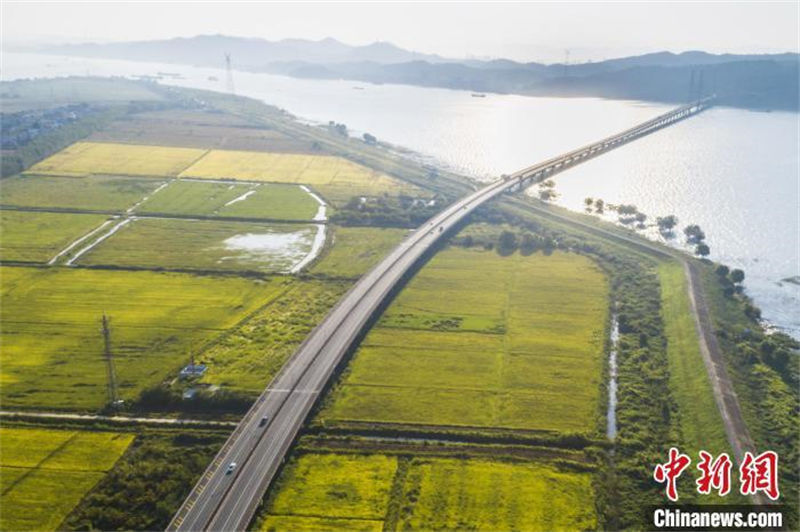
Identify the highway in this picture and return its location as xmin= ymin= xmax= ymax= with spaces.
xmin=168 ymin=97 xmax=714 ymax=532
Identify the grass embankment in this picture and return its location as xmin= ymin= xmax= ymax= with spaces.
xmin=0 ymin=174 xmax=167 ymax=212
xmin=0 ymin=210 xmax=109 ymax=263
xmin=699 ymin=264 xmax=799 ymax=523
xmin=75 ymin=218 xmax=319 ymax=273
xmin=658 ymin=261 xmax=729 ymax=456
xmin=0 ymin=426 xmax=133 ymax=531
xmin=0 ymin=266 xmax=288 ymax=409
xmin=311 ymin=226 xmax=408 ymax=278
xmin=136 ymin=180 xmax=320 ymax=221
xmin=257 ymin=452 xmax=596 ymax=532
xmin=320 ymin=247 xmax=608 ymax=434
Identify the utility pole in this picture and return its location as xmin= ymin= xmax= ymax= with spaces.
xmin=101 ymin=313 xmax=119 ymax=406
xmin=225 ymin=53 xmax=235 ymax=95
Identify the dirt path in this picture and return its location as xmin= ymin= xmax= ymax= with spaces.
xmin=683 ymin=261 xmax=756 ymax=464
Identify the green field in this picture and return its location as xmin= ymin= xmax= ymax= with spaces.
xmin=258 ymin=452 xmax=595 ymax=532
xmin=76 ymin=217 xmax=322 ymax=273
xmin=198 ymin=280 xmax=348 ymax=392
xmin=659 ymin=261 xmax=729 ymax=455
xmin=135 ymin=180 xmax=320 ymax=220
xmin=320 ymin=248 xmax=609 ymax=433
xmin=0 ymin=266 xmax=288 ymax=409
xmin=397 ymin=457 xmax=595 ymax=531
xmin=0 ymin=210 xmax=108 ymax=263
xmin=312 ymin=226 xmax=408 ymax=278
xmin=0 ymin=426 xmax=133 ymax=531
xmin=0 ymin=174 xmax=167 ymax=212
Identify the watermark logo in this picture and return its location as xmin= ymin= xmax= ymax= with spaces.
xmin=653 ymin=448 xmax=780 ymax=501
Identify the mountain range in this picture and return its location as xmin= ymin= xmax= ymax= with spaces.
xmin=35 ymin=35 xmax=799 ymax=110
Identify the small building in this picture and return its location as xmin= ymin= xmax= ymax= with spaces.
xmin=179 ymin=363 xmax=207 ymax=379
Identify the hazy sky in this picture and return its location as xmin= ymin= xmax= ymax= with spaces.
xmin=3 ymin=1 xmax=798 ymax=63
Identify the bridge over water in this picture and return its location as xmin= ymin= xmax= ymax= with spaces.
xmin=169 ymin=96 xmax=715 ymax=532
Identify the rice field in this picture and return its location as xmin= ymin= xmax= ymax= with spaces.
xmin=75 ymin=217 xmax=323 ymax=273
xmin=320 ymin=248 xmax=609 ymax=433
xmin=179 ymin=149 xmax=416 ymax=197
xmin=0 ymin=426 xmax=133 ymax=531
xmin=312 ymin=226 xmax=408 ymax=278
xmin=198 ymin=280 xmax=348 ymax=393
xmin=135 ymin=180 xmax=321 ymax=221
xmin=0 ymin=266 xmax=287 ymax=409
xmin=0 ymin=174 xmax=168 ymax=212
xmin=257 ymin=452 xmax=596 ymax=532
xmin=0 ymin=210 xmax=109 ymax=263
xmin=27 ymin=142 xmax=206 ymax=178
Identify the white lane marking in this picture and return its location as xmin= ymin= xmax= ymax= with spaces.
xmin=66 ymin=217 xmax=134 ymax=265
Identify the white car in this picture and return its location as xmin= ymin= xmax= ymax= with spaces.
xmin=225 ymin=462 xmax=237 ymax=475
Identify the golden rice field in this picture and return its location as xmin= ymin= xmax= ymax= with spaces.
xmin=27 ymin=142 xmax=207 ymax=178
xmin=0 ymin=426 xmax=133 ymax=531
xmin=179 ymin=149 xmax=416 ymax=196
xmin=25 ymin=142 xmax=419 ymax=199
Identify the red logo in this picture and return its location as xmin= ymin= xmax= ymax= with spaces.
xmin=696 ymin=451 xmax=732 ymax=496
xmin=654 ymin=447 xmax=692 ymax=502
xmin=740 ymin=451 xmax=780 ymax=501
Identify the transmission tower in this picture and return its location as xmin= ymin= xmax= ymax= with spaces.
xmin=225 ymin=53 xmax=235 ymax=94
xmin=101 ymin=313 xmax=120 ymax=406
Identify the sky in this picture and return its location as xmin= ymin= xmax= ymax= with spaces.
xmin=2 ymin=1 xmax=798 ymax=63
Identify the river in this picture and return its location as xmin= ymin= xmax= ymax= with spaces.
xmin=2 ymin=52 xmax=797 ymax=337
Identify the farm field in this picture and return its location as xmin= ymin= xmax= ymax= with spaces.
xmin=179 ymin=149 xmax=418 ymax=198
xmin=258 ymin=452 xmax=595 ymax=532
xmin=320 ymin=248 xmax=609 ymax=433
xmin=312 ymin=226 xmax=408 ymax=278
xmin=0 ymin=266 xmax=288 ymax=409
xmin=136 ymin=180 xmax=321 ymax=221
xmin=198 ymin=280 xmax=348 ymax=393
xmin=27 ymin=142 xmax=206 ymax=177
xmin=0 ymin=210 xmax=108 ymax=263
xmin=0 ymin=426 xmax=133 ymax=531
xmin=76 ymin=217 xmax=322 ymax=273
xmin=89 ymin=110 xmax=317 ymax=152
xmin=0 ymin=174 xmax=167 ymax=212
xmin=659 ymin=261 xmax=729 ymax=455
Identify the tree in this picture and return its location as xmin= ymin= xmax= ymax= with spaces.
xmin=363 ymin=132 xmax=377 ymax=145
xmin=617 ymin=204 xmax=638 ymax=215
xmin=657 ymin=215 xmax=678 ymax=233
xmin=695 ymin=243 xmax=710 ymax=257
xmin=594 ymin=198 xmax=605 ymax=214
xmin=497 ymin=230 xmax=518 ymax=255
xmin=715 ymin=264 xmax=730 ymax=277
xmin=684 ymin=224 xmax=706 ymax=244
xmin=730 ymin=268 xmax=745 ymax=284
xmin=584 ymin=197 xmax=594 ymax=211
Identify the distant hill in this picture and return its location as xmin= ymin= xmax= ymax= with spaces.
xmin=37 ymin=35 xmax=799 ymax=110
xmin=39 ymin=34 xmax=448 ymax=69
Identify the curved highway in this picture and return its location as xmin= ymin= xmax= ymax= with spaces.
xmin=168 ymin=97 xmax=714 ymax=532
